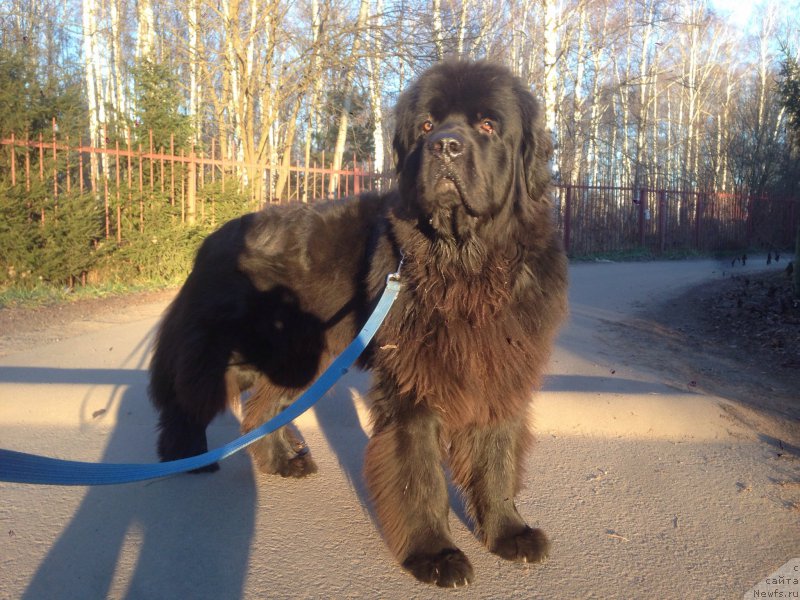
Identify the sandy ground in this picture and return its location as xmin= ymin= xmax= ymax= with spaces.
xmin=0 ymin=259 xmax=798 ymax=599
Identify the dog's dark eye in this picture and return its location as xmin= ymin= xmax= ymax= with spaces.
xmin=421 ymin=120 xmax=434 ymax=134
xmin=479 ymin=119 xmax=495 ymax=134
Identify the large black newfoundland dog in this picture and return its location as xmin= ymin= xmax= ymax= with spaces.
xmin=150 ymin=60 xmax=567 ymax=587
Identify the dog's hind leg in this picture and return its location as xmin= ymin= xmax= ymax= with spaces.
xmin=151 ymin=341 xmax=232 ymax=473
xmin=240 ymin=378 xmax=318 ymax=478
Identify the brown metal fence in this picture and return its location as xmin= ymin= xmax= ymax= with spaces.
xmin=555 ymin=184 xmax=799 ymax=256
xmin=2 ymin=126 xmax=797 ymax=256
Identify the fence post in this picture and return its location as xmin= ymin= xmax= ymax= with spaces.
xmin=354 ymin=153 xmax=361 ymax=195
xmin=187 ymin=151 xmax=197 ymax=225
xmin=9 ymin=132 xmax=15 ymax=186
xmin=138 ymin=143 xmax=144 ymax=233
xmin=638 ymin=187 xmax=647 ymax=248
xmin=149 ymin=130 xmax=154 ymax=191
xmin=658 ymin=190 xmax=666 ymax=254
xmin=52 ymin=118 xmax=58 ymax=204
xmin=115 ymin=139 xmax=121 ymax=243
xmin=65 ymin=135 xmax=71 ymax=194
xmin=694 ymin=192 xmax=703 ymax=250
xmin=563 ymin=184 xmax=572 ymax=254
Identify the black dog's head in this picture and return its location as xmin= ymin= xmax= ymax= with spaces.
xmin=392 ymin=60 xmax=553 ymax=242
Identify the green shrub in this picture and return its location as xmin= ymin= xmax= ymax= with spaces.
xmin=0 ymin=180 xmax=252 ymax=293
xmin=0 ymin=183 xmax=104 ymax=287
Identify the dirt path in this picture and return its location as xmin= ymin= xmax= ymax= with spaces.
xmin=1 ymin=259 xmax=798 ymax=599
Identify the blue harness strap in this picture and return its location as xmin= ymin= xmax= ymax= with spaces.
xmin=0 ymin=274 xmax=402 ymax=486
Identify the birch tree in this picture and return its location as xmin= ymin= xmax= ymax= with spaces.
xmin=137 ymin=0 xmax=156 ymax=60
xmin=585 ymin=1 xmax=610 ymax=185
xmin=109 ymin=0 xmax=129 ymax=125
xmin=302 ymin=0 xmax=325 ymax=201
xmin=367 ymin=0 xmax=387 ymax=181
xmin=187 ymin=0 xmax=202 ymax=145
xmin=328 ymin=0 xmax=369 ymax=196
xmin=82 ymin=0 xmax=102 ymax=189
xmin=567 ymin=1 xmax=587 ymax=182
xmin=542 ymin=0 xmax=560 ymax=139
xmin=633 ymin=0 xmax=655 ymax=187
xmin=432 ymin=0 xmax=444 ymax=60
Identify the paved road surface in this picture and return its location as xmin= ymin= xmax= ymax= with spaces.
xmin=1 ymin=259 xmax=797 ymax=599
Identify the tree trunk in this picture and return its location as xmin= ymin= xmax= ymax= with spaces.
xmin=367 ymin=0 xmax=386 ymax=183
xmin=542 ymin=0 xmax=559 ymax=137
xmin=432 ymin=0 xmax=444 ymax=60
xmin=109 ymin=0 xmax=128 ymax=125
xmin=188 ymin=0 xmax=202 ymax=145
xmin=82 ymin=0 xmax=101 ymax=192
xmin=137 ymin=0 xmax=155 ymax=60
xmin=456 ymin=0 xmax=469 ymax=57
xmin=570 ymin=3 xmax=587 ymax=182
xmin=303 ymin=0 xmax=324 ymax=202
xmin=328 ymin=0 xmax=369 ymax=197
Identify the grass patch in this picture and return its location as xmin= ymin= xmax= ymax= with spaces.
xmin=570 ymin=248 xmax=708 ymax=262
xmin=0 ymin=280 xmax=176 ymax=309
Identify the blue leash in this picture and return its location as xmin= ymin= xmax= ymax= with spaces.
xmin=0 ymin=272 xmax=403 ymax=486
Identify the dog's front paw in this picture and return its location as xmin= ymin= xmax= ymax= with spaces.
xmin=490 ymin=526 xmax=550 ymax=563
xmin=402 ymin=548 xmax=474 ymax=588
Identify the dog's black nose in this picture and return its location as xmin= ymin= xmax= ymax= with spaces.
xmin=430 ymin=132 xmax=464 ymax=160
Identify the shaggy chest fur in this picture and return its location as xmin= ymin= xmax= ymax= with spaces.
xmin=373 ymin=240 xmax=546 ymax=428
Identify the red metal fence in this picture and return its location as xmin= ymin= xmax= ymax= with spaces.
xmin=2 ymin=128 xmax=798 ymax=256
xmin=0 ymin=125 xmax=390 ymax=242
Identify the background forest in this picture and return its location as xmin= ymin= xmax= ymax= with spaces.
xmin=1 ymin=0 xmax=799 ymax=292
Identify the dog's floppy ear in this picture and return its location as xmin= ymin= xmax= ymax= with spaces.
xmin=391 ymin=84 xmax=416 ymax=175
xmin=516 ymin=83 xmax=553 ymax=201
xmin=392 ymin=131 xmax=405 ymax=175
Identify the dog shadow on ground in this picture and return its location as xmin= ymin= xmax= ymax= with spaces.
xmin=14 ymin=367 xmax=256 ymax=600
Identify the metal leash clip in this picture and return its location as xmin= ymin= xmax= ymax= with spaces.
xmin=387 ymin=251 xmax=405 ymax=284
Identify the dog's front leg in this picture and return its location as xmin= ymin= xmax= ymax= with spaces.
xmin=364 ymin=387 xmax=473 ymax=587
xmin=448 ymin=417 xmax=550 ymax=564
